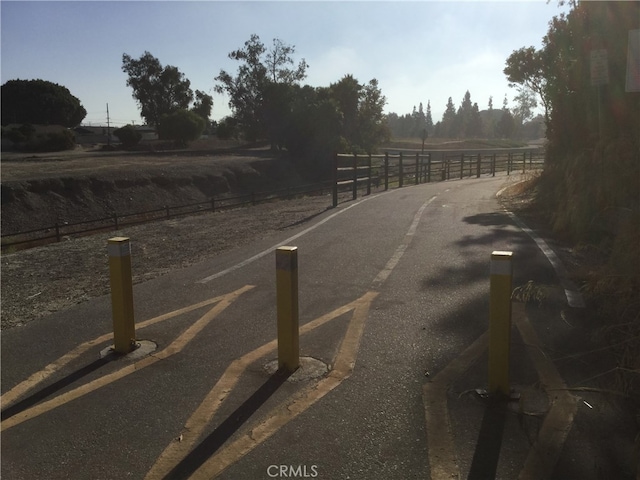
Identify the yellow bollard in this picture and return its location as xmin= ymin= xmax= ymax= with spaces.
xmin=488 ymin=251 xmax=513 ymax=396
xmin=108 ymin=237 xmax=136 ymax=354
xmin=276 ymin=246 xmax=299 ymax=372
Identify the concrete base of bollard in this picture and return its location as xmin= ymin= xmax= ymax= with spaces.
xmin=100 ymin=340 xmax=157 ymax=361
xmin=264 ymin=356 xmax=328 ymax=382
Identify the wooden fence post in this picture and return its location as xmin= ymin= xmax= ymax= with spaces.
xmin=415 ymin=153 xmax=420 ymax=185
xmin=507 ymin=153 xmax=512 ymax=175
xmin=427 ymin=153 xmax=432 ymax=183
xmin=399 ymin=152 xmax=404 ymax=188
xmin=332 ymin=154 xmax=338 ymax=207
xmin=492 ymin=154 xmax=496 ymax=177
xmin=384 ymin=152 xmax=389 ymax=191
xmin=460 ymin=153 xmax=464 ymax=179
xmin=367 ymin=153 xmax=372 ymax=195
xmin=476 ymin=153 xmax=481 ymax=178
xmin=523 ymin=152 xmax=526 ymax=174
xmin=352 ymin=153 xmax=358 ymax=201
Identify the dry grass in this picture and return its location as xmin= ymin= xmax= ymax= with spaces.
xmin=528 ymin=137 xmax=640 ymax=401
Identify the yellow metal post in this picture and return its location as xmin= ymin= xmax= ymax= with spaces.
xmin=108 ymin=237 xmax=136 ymax=354
xmin=276 ymin=246 xmax=299 ymax=372
xmin=488 ymin=251 xmax=513 ymax=396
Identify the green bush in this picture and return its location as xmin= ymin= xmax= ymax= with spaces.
xmin=157 ymin=109 xmax=204 ymax=146
xmin=25 ymin=130 xmax=75 ymax=152
xmin=1 ymin=124 xmax=36 ymax=145
xmin=113 ymin=124 xmax=142 ymax=148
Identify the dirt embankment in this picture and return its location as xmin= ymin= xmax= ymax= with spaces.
xmin=1 ymin=150 xmax=306 ymax=234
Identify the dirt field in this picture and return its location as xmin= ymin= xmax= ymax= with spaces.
xmin=1 ymin=145 xmax=307 ymax=235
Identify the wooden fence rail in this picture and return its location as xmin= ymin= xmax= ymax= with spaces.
xmin=333 ymin=149 xmax=544 ymax=207
xmin=1 ymin=180 xmax=334 ymax=252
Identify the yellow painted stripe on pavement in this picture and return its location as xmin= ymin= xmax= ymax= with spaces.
xmin=145 ymin=291 xmax=378 ymax=479
xmin=1 ymin=293 xmax=241 ymax=408
xmin=1 ymin=285 xmax=254 ymax=431
xmin=190 ymin=291 xmax=378 ymax=479
xmin=513 ymin=302 xmax=579 ymax=480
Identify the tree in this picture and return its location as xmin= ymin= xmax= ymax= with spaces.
xmin=122 ymin=51 xmax=193 ymax=127
xmin=357 ymin=78 xmax=389 ymax=152
xmin=485 ymin=96 xmax=496 ymax=138
xmin=191 ymin=90 xmax=213 ymax=125
xmin=411 ymin=102 xmax=427 ymax=138
xmin=496 ymin=98 xmax=515 ymax=139
xmin=511 ymin=86 xmax=538 ymax=136
xmin=329 ymin=74 xmax=361 ymax=145
xmin=1 ymin=79 xmax=86 ymax=127
xmin=441 ymin=97 xmax=457 ymax=137
xmin=504 ymin=46 xmax=549 ymax=123
xmin=215 ymin=35 xmax=307 ymax=142
xmin=425 ymin=101 xmax=434 ymax=136
xmin=216 ymin=116 xmax=239 ymax=141
xmin=467 ymin=102 xmax=483 ymax=138
xmin=157 ymin=109 xmax=205 ymax=146
xmin=264 ymin=38 xmax=308 ymax=84
xmin=456 ymin=90 xmax=474 ymax=137
xmin=113 ymin=125 xmax=142 ymax=148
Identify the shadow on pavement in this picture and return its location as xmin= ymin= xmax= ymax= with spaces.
xmin=461 ymin=212 xmax=514 ymax=227
xmin=163 ymin=368 xmax=293 ymax=480
xmin=466 ymin=401 xmax=508 ymax=480
xmin=0 ymin=356 xmax=111 ymax=421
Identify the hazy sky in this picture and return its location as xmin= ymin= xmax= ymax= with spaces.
xmin=1 ymin=1 xmax=570 ymax=127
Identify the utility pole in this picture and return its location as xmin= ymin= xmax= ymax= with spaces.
xmin=107 ymin=103 xmax=111 ymax=146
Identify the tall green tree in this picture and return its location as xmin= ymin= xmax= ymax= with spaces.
xmin=357 ymin=78 xmax=389 ymax=152
xmin=122 ymin=52 xmax=193 ymax=127
xmin=329 ymin=74 xmax=361 ymax=145
xmin=1 ymin=79 xmax=86 ymax=127
xmin=191 ymin=90 xmax=214 ymax=125
xmin=511 ymin=86 xmax=538 ymax=136
xmin=425 ymin=100 xmax=434 ymax=136
xmin=215 ymin=34 xmax=307 ymax=142
xmin=467 ymin=102 xmax=483 ymax=138
xmin=504 ymin=46 xmax=549 ymax=123
xmin=327 ymin=75 xmax=388 ymax=153
xmin=496 ymin=96 xmax=515 ymax=139
xmin=440 ymin=97 xmax=457 ymax=137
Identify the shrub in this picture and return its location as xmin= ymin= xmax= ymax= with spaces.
xmin=157 ymin=109 xmax=205 ymax=146
xmin=114 ymin=125 xmax=142 ymax=148
xmin=25 ymin=130 xmax=75 ymax=152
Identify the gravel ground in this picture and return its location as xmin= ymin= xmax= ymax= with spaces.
xmin=1 ymin=193 xmax=337 ymax=330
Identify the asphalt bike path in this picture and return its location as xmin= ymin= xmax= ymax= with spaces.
xmin=1 ymin=174 xmax=611 ymax=479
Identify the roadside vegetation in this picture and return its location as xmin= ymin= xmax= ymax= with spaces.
xmin=506 ymin=1 xmax=639 ymax=400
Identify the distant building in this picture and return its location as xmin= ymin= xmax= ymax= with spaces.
xmin=74 ymin=125 xmax=158 ymax=144
xmin=73 ymin=126 xmax=115 ymax=145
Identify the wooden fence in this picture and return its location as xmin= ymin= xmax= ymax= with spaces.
xmin=1 ymin=180 xmax=334 ymax=252
xmin=3 ymin=148 xmax=544 ymax=252
xmin=333 ymin=149 xmax=544 ymax=207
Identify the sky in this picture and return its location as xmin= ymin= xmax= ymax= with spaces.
xmin=1 ymin=1 xmax=571 ymax=128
